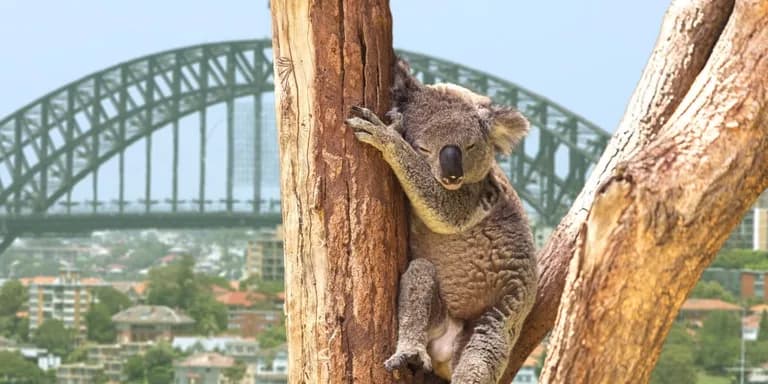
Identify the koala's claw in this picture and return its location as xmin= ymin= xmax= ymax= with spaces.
xmin=350 ymin=106 xmax=385 ymax=126
xmin=346 ymin=107 xmax=402 ymax=152
xmin=384 ymin=347 xmax=433 ymax=376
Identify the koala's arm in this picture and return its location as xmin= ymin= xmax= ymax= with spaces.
xmin=346 ymin=107 xmax=494 ymax=234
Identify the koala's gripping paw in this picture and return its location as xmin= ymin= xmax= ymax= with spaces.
xmin=384 ymin=345 xmax=432 ymax=378
xmin=345 ymin=106 xmax=402 ymax=152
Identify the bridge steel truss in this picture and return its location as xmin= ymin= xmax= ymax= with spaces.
xmin=0 ymin=39 xmax=609 ymax=253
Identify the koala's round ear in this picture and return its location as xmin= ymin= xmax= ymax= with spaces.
xmin=391 ymin=58 xmax=422 ymax=109
xmin=486 ymin=106 xmax=530 ymax=155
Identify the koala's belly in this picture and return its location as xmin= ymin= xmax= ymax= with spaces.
xmin=411 ymin=219 xmax=527 ymax=320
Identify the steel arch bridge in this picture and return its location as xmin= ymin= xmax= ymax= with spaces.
xmin=0 ymin=39 xmax=610 ymax=254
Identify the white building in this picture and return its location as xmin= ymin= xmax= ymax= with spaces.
xmin=512 ymin=366 xmax=539 ymax=384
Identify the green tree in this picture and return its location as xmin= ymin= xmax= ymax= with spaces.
xmin=759 ymin=310 xmax=768 ymax=342
xmin=712 ymin=248 xmax=768 ymax=269
xmin=258 ymin=318 xmax=287 ymax=349
xmin=13 ymin=316 xmax=29 ymax=342
xmin=92 ymin=286 xmax=132 ymax=314
xmin=0 ymin=280 xmax=28 ymax=341
xmin=65 ymin=345 xmax=89 ymax=363
xmin=144 ymin=343 xmax=175 ymax=384
xmin=747 ymin=340 xmax=768 ymax=366
xmin=223 ymin=361 xmax=247 ymax=383
xmin=696 ymin=311 xmax=741 ymax=373
xmin=85 ymin=303 xmax=116 ymax=343
xmin=146 ymin=366 xmax=174 ymax=384
xmin=0 ymin=350 xmax=47 ymax=383
xmin=147 ymin=256 xmax=229 ymax=335
xmin=34 ymin=319 xmax=74 ymax=358
xmin=650 ymin=324 xmax=696 ymax=384
xmin=0 ymin=280 xmax=26 ymax=316
xmin=147 ymin=256 xmax=198 ymax=309
xmin=239 ymin=275 xmax=285 ymax=295
xmin=188 ymin=294 xmax=227 ymax=335
xmin=123 ymin=354 xmax=146 ymax=382
xmin=690 ymin=280 xmax=737 ymax=303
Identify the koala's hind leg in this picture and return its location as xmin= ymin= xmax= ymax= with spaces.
xmin=385 ymin=258 xmax=443 ymax=376
xmin=451 ymin=307 xmax=526 ymax=384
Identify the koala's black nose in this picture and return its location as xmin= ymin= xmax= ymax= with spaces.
xmin=439 ymin=145 xmax=463 ymax=182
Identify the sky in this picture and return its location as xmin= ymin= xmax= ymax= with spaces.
xmin=0 ymin=1 xmax=671 ymax=208
xmin=0 ymin=1 xmax=670 ymax=130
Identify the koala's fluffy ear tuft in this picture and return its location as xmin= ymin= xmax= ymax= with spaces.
xmin=391 ymin=58 xmax=422 ymax=110
xmin=487 ymin=106 xmax=529 ymax=155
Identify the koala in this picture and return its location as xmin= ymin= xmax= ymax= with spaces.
xmin=345 ymin=59 xmax=537 ymax=384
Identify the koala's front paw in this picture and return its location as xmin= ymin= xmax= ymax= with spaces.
xmin=451 ymin=360 xmax=494 ymax=384
xmin=345 ymin=106 xmax=402 ymax=152
xmin=384 ymin=344 xmax=432 ymax=377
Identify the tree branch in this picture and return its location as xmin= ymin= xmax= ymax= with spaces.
xmin=541 ymin=0 xmax=768 ymax=381
xmin=503 ymin=0 xmax=735 ymax=379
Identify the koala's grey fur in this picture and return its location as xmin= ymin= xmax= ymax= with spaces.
xmin=345 ymin=59 xmax=537 ymax=384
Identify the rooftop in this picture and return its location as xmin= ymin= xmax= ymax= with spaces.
xmin=20 ymin=275 xmax=104 ymax=286
xmin=216 ymin=291 xmax=266 ymax=307
xmin=681 ymin=298 xmax=742 ymax=312
xmin=112 ymin=305 xmax=194 ymax=325
xmin=752 ymin=304 xmax=768 ymax=314
xmin=175 ymin=352 xmax=235 ymax=368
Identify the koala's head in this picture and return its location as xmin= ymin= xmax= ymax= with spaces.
xmin=390 ymin=59 xmax=530 ymax=190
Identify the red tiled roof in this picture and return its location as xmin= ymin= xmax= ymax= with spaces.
xmin=216 ymin=291 xmax=266 ymax=307
xmin=19 ymin=276 xmax=57 ymax=286
xmin=681 ymin=298 xmax=742 ymax=312
xmin=752 ymin=304 xmax=768 ymax=314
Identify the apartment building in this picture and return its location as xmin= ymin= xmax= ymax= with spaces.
xmin=85 ymin=342 xmax=153 ymax=382
xmin=55 ymin=363 xmax=105 ymax=384
xmin=26 ymin=268 xmax=105 ymax=331
xmin=244 ymin=226 xmax=285 ymax=281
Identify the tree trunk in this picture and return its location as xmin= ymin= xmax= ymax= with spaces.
xmin=510 ymin=0 xmax=768 ymax=382
xmin=270 ymin=2 xmax=407 ymax=384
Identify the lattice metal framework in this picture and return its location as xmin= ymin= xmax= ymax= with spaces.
xmin=0 ymin=39 xmax=609 ymax=253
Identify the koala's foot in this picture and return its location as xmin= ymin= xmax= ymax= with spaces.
xmin=345 ymin=106 xmax=403 ymax=152
xmin=384 ymin=344 xmax=433 ymax=377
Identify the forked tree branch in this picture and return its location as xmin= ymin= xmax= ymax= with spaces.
xmin=541 ymin=0 xmax=768 ymax=381
xmin=503 ymin=0 xmax=735 ymax=379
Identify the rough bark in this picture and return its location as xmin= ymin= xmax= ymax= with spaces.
xmin=539 ymin=0 xmax=768 ymax=382
xmin=502 ymin=0 xmax=737 ymax=379
xmin=270 ymin=2 xmax=408 ymax=384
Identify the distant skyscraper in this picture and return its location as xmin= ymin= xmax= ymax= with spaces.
xmin=233 ymin=97 xmax=280 ymax=209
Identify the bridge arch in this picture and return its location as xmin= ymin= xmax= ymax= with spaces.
xmin=0 ymin=39 xmax=609 ymax=253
